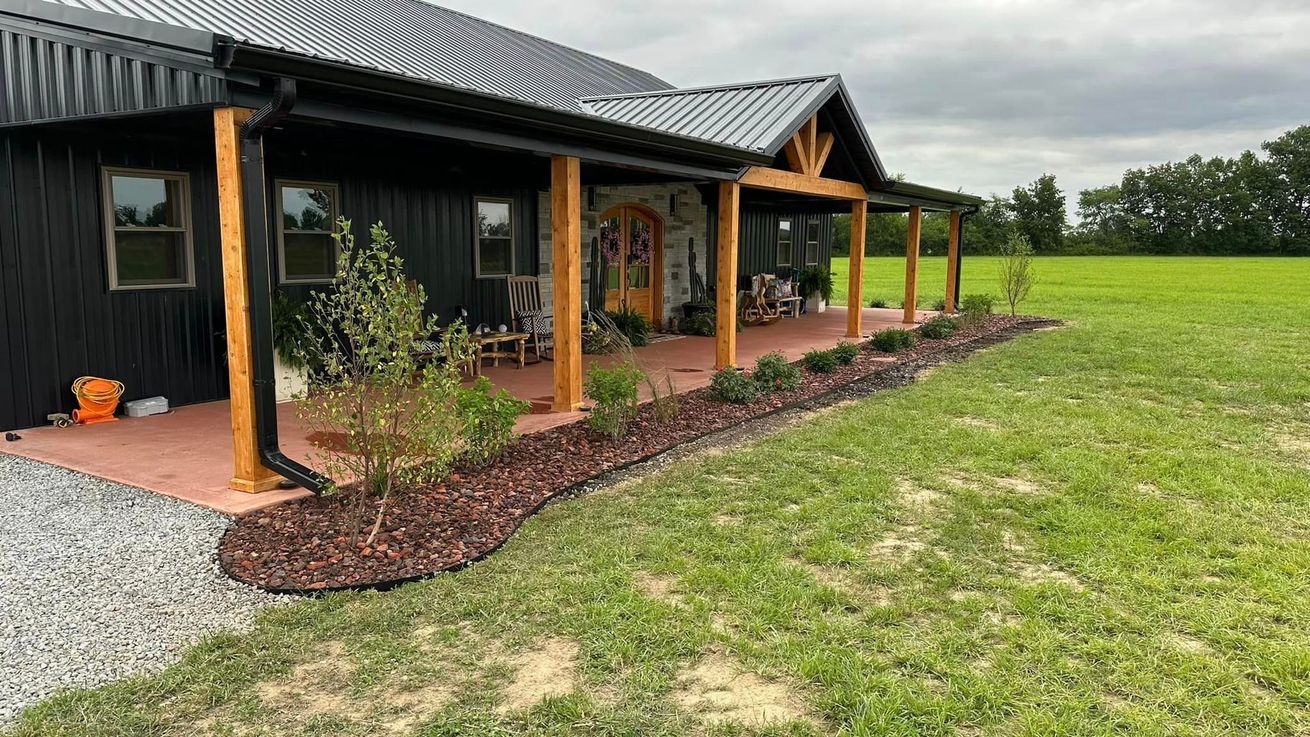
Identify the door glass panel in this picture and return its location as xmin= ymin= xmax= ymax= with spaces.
xmin=600 ymin=216 xmax=622 ymax=291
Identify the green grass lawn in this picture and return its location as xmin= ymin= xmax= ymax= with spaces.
xmin=10 ymin=257 xmax=1310 ymax=736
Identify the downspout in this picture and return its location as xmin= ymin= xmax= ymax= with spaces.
xmin=239 ymin=78 xmax=331 ymax=493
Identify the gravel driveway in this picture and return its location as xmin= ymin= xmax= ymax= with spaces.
xmin=0 ymin=454 xmax=281 ymax=724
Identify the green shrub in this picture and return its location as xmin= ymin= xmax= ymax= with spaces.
xmin=753 ymin=352 xmax=801 ymax=392
xmin=832 ymin=341 xmax=859 ymax=365
xmin=868 ymin=297 xmax=889 ymax=309
xmin=680 ymin=311 xmax=715 ymax=336
xmin=870 ymin=328 xmax=914 ymax=353
xmin=604 ymin=307 xmax=652 ymax=347
xmin=802 ymin=349 xmax=839 ymax=374
xmin=960 ymin=293 xmax=995 ymax=319
xmin=931 ymin=297 xmax=948 ymax=312
xmin=710 ymin=367 xmax=760 ymax=404
xmin=918 ymin=315 xmax=958 ymax=340
xmin=455 ymin=376 xmax=530 ymax=467
xmin=585 ymin=361 xmax=644 ymax=440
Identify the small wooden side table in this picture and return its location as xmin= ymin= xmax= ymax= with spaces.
xmin=473 ymin=331 xmax=529 ymax=375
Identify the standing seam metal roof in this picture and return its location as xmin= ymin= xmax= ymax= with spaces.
xmin=579 ymin=76 xmax=839 ymax=154
xmin=35 ymin=0 xmax=673 ymax=110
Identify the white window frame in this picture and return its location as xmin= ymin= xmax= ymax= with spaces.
xmin=777 ymin=217 xmax=793 ymax=268
xmin=275 ymin=179 xmax=340 ymax=285
xmin=805 ymin=220 xmax=821 ymax=265
xmin=101 ymin=166 xmax=195 ymax=291
xmin=474 ymin=195 xmax=516 ymax=278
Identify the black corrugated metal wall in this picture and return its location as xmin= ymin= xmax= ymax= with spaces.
xmin=0 ymin=118 xmax=542 ymax=431
xmin=706 ymin=202 xmax=835 ymax=289
xmin=0 ymin=118 xmax=229 ymax=432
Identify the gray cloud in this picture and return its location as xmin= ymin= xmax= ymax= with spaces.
xmin=438 ymin=0 xmax=1310 ymax=204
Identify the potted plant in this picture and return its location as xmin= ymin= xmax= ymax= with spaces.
xmin=271 ymin=291 xmax=311 ymax=402
xmin=797 ymin=265 xmax=834 ymax=314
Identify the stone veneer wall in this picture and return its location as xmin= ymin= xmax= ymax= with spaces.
xmin=536 ymin=183 xmax=709 ymax=330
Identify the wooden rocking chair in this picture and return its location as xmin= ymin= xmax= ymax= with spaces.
xmin=507 ymin=275 xmax=554 ymax=361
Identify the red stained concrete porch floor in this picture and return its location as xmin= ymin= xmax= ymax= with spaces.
xmin=1 ymin=307 xmax=929 ymax=515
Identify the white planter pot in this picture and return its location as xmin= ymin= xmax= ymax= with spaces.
xmin=806 ymin=295 xmax=827 ymax=314
xmin=273 ymin=350 xmax=308 ymax=402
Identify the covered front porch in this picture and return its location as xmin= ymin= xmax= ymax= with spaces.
xmin=3 ymin=306 xmax=926 ymax=515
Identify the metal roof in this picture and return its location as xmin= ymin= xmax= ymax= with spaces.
xmin=33 ymin=0 xmax=672 ymax=110
xmin=579 ymin=76 xmax=839 ymax=154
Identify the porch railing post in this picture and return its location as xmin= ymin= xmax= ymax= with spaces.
xmin=551 ymin=155 xmax=583 ymax=412
xmin=902 ymin=205 xmax=923 ymax=325
xmin=847 ymin=199 xmax=867 ymax=337
xmin=715 ymin=181 xmax=740 ymax=369
xmin=945 ymin=210 xmax=962 ymax=314
xmin=213 ymin=106 xmax=282 ymax=493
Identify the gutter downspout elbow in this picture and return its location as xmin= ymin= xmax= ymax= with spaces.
xmin=237 ymin=78 xmax=331 ymax=494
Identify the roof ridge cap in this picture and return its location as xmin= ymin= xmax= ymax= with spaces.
xmin=578 ymin=74 xmax=839 ymax=103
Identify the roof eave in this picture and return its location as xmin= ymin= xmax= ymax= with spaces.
xmin=226 ymin=44 xmax=774 ymax=170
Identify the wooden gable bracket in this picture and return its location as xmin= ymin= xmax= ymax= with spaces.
xmin=781 ymin=115 xmax=836 ymax=177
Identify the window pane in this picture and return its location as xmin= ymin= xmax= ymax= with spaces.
xmin=283 ymin=232 xmax=336 ymax=281
xmin=477 ymin=200 xmax=512 ymax=238
xmin=282 ymin=186 xmax=335 ymax=231
xmin=627 ymin=263 xmax=650 ymax=289
xmin=114 ymin=230 xmax=187 ymax=285
xmin=606 ymin=264 xmax=621 ymax=290
xmin=479 ymin=237 xmax=512 ymax=275
xmin=112 ymin=175 xmax=183 ymax=228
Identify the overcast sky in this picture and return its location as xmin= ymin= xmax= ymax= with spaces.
xmin=440 ymin=0 xmax=1310 ymax=212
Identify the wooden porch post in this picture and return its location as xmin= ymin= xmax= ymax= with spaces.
xmin=214 ymin=107 xmax=282 ymax=493
xmin=847 ymin=199 xmax=867 ymax=337
xmin=715 ymin=181 xmax=740 ymax=369
xmin=945 ymin=210 xmax=962 ymax=313
xmin=902 ymin=205 xmax=923 ymax=325
xmin=551 ymin=155 xmax=583 ymax=412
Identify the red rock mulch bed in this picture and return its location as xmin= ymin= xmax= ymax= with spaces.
xmin=220 ymin=315 xmax=1037 ymax=593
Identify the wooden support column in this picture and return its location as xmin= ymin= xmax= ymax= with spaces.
xmin=945 ymin=210 xmax=962 ymax=313
xmin=847 ymin=199 xmax=867 ymax=337
xmin=715 ymin=181 xmax=740 ymax=369
xmin=214 ymin=107 xmax=282 ymax=493
xmin=902 ymin=205 xmax=923 ymax=325
xmin=551 ymin=155 xmax=583 ymax=412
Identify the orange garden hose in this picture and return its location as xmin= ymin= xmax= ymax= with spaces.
xmin=71 ymin=376 xmax=124 ymax=425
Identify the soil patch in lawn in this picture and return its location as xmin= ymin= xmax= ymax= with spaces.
xmin=673 ymin=648 xmax=814 ymax=727
xmin=220 ymin=316 xmax=1055 ymax=593
xmin=256 ymin=641 xmax=359 ymax=719
xmin=635 ymin=571 xmax=683 ymax=605
xmin=498 ymin=638 xmax=580 ymax=714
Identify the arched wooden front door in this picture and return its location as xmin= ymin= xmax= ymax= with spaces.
xmin=598 ymin=204 xmax=663 ymax=325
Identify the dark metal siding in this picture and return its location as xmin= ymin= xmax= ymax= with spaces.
xmin=707 ymin=203 xmax=834 ymax=290
xmin=0 ymin=119 xmax=543 ymax=431
xmin=0 ymin=120 xmax=228 ymax=432
xmin=264 ymin=128 xmax=540 ymax=332
xmin=0 ymin=25 xmax=226 ymax=125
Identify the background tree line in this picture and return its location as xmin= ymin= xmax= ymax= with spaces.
xmin=833 ymin=124 xmax=1309 ymax=256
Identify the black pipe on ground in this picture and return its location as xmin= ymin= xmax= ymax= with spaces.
xmin=239 ymin=78 xmax=331 ymax=494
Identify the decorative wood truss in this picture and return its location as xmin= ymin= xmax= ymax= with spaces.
xmin=782 ymin=115 xmax=835 ymax=177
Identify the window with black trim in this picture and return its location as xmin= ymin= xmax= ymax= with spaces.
xmin=102 ymin=168 xmax=194 ymax=290
xmin=277 ymin=181 xmax=339 ymax=284
xmin=805 ymin=220 xmax=821 ymax=265
xmin=777 ymin=218 xmax=793 ymax=268
xmin=475 ymin=197 xmax=514 ymax=277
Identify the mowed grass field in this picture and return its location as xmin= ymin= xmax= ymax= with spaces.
xmin=9 ymin=257 xmax=1310 ymax=736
